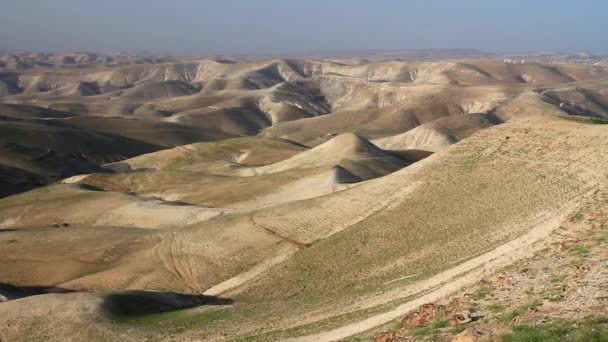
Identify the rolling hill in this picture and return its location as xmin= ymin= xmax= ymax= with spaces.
xmin=1 ymin=55 xmax=608 ymax=342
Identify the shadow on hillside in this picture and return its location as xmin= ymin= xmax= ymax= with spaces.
xmin=100 ymin=290 xmax=233 ymax=317
xmin=387 ymin=149 xmax=434 ymax=164
xmin=0 ymin=282 xmax=76 ymax=301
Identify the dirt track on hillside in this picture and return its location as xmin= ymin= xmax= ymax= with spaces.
xmin=290 ymin=189 xmax=590 ymax=342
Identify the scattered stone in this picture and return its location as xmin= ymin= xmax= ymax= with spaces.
xmin=574 ymin=265 xmax=590 ymax=277
xmin=470 ymin=311 xmax=487 ymax=321
xmin=0 ymin=294 xmax=8 ymax=302
xmin=374 ymin=332 xmax=400 ymax=342
xmin=402 ymin=303 xmax=448 ymax=327
xmin=480 ymin=275 xmax=512 ymax=288
xmin=560 ymin=240 xmax=581 ymax=252
xmin=451 ymin=323 xmax=512 ymax=342
xmin=52 ymin=219 xmax=69 ymax=228
xmin=402 ymin=311 xmax=426 ymax=327
xmin=449 ymin=297 xmax=471 ymax=312
xmin=448 ymin=310 xmax=472 ymax=325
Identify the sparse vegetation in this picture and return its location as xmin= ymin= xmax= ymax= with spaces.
xmin=502 ymin=318 xmax=608 ymax=342
xmin=473 ymin=286 xmax=493 ymax=300
xmin=569 ymin=245 xmax=591 ymax=256
xmin=110 ymin=308 xmax=232 ymax=330
xmin=2 ymin=54 xmax=608 ymax=342
xmin=560 ymin=115 xmax=608 ymax=125
xmin=500 ymin=300 xmax=543 ymax=323
xmin=433 ymin=319 xmax=449 ymax=328
xmin=488 ymin=303 xmax=505 ymax=312
xmin=412 ymin=327 xmax=433 ymax=336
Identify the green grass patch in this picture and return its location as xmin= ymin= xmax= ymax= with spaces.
xmin=571 ymin=212 xmax=585 ymax=222
xmin=500 ymin=300 xmax=542 ymax=323
xmin=433 ymin=319 xmax=450 ymax=329
xmin=488 ymin=303 xmax=505 ymax=313
xmin=569 ymin=245 xmax=591 ymax=256
xmin=502 ymin=317 xmax=608 ymax=342
xmin=111 ymin=308 xmax=232 ymax=328
xmin=593 ymin=233 xmax=608 ymax=244
xmin=412 ymin=327 xmax=433 ymax=336
xmin=472 ymin=286 xmax=493 ymax=300
xmin=560 ymin=115 xmax=608 ymax=125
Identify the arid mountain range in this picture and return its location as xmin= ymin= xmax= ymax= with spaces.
xmin=1 ymin=52 xmax=608 ymax=341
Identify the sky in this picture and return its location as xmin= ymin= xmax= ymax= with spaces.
xmin=1 ymin=0 xmax=607 ymax=55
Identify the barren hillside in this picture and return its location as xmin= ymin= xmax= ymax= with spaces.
xmin=1 ymin=56 xmax=608 ymax=342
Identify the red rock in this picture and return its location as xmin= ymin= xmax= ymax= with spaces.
xmin=448 ymin=310 xmax=472 ymax=326
xmin=374 ymin=332 xmax=399 ymax=342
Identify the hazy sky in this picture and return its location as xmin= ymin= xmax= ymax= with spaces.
xmin=1 ymin=0 xmax=607 ymax=54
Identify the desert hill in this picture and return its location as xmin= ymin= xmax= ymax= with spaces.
xmin=0 ymin=116 xmax=607 ymax=342
xmin=64 ymin=134 xmax=403 ymax=209
xmin=1 ymin=56 xmax=608 ymax=341
xmin=0 ymin=103 xmax=75 ymax=118
xmin=0 ymin=58 xmax=606 ymax=151
xmin=249 ymin=132 xmax=407 ymax=180
xmin=373 ymin=113 xmax=502 ymax=152
xmin=103 ymin=136 xmax=308 ymax=173
xmin=63 ymin=115 xmax=236 ymax=147
xmin=0 ymin=51 xmax=181 ymax=70
xmin=0 ymin=116 xmax=161 ymax=197
xmin=0 ymin=113 xmax=239 ymax=197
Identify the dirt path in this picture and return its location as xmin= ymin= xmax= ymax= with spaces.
xmin=289 ymin=190 xmax=590 ymax=342
xmin=203 ymin=251 xmax=297 ymax=296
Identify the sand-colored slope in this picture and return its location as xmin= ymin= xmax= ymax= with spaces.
xmin=73 ymin=165 xmax=358 ymax=210
xmin=261 ymin=83 xmax=514 ymax=145
xmin=538 ymin=84 xmax=608 ymax=119
xmin=70 ymin=135 xmax=382 ymax=210
xmin=0 ymin=210 xmax=297 ymax=295
xmin=0 ymin=117 xmax=608 ymax=341
xmin=63 ymin=116 xmax=236 ymax=147
xmin=185 ymin=117 xmax=608 ymax=341
xmin=62 ymin=135 xmax=388 ymax=212
xmin=166 ymin=97 xmax=272 ymax=135
xmin=104 ymin=136 xmax=308 ymax=173
xmin=373 ymin=113 xmax=502 ymax=152
xmin=7 ymin=59 xmax=303 ymax=97
xmin=0 ymin=184 xmax=222 ymax=230
xmin=5 ymin=60 xmax=607 ymax=129
xmin=302 ymin=59 xmax=608 ymax=85
xmin=116 ymin=80 xmax=199 ymax=100
xmin=4 ymin=60 xmax=606 ymax=148
xmin=2 ymin=59 xmax=608 ymax=341
xmin=250 ymin=132 xmax=407 ymax=180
